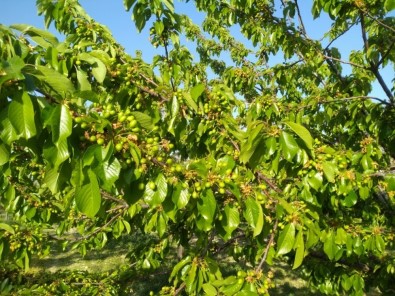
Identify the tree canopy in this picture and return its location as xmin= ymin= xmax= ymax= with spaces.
xmin=0 ymin=0 xmax=395 ymax=295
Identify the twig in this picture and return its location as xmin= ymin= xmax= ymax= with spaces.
xmin=174 ymin=282 xmax=186 ymax=295
xmin=317 ymin=95 xmax=391 ymax=106
xmin=139 ymin=72 xmax=159 ymax=88
xmin=377 ymin=39 xmax=395 ymax=68
xmin=256 ymin=219 xmax=278 ymax=271
xmin=322 ymin=54 xmax=367 ymax=69
xmin=324 ymin=21 xmax=357 ymax=51
xmin=101 ymin=190 xmax=129 ymax=207
xmin=163 ymin=40 xmax=175 ymax=91
xmin=79 ymin=210 xmax=125 ymax=241
xmin=294 ymin=0 xmax=307 ymax=36
xmin=363 ymin=10 xmax=395 ymax=34
xmin=256 ymin=172 xmax=282 ymax=194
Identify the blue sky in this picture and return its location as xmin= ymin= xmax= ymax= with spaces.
xmin=1 ymin=0 xmax=393 ymax=100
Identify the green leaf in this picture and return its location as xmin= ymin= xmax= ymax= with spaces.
xmin=157 ymin=212 xmax=167 ymax=238
xmin=170 ymin=256 xmax=191 ymax=279
xmin=130 ymin=111 xmax=153 ymax=129
xmin=342 ymin=190 xmax=358 ymax=207
xmin=123 ymin=0 xmax=137 ymax=10
xmin=44 ymin=165 xmax=61 ymax=194
xmin=0 ymin=56 xmax=25 ymax=86
xmin=76 ymin=68 xmax=91 ymax=91
xmin=51 ymin=105 xmax=72 ymax=144
xmin=10 ymin=24 xmax=58 ymax=47
xmin=78 ymin=52 xmax=107 ymax=83
xmin=0 ymin=223 xmax=15 ymax=234
xmin=221 ymin=204 xmax=240 ymax=240
xmin=240 ymin=122 xmax=264 ymax=163
xmin=279 ymin=131 xmax=299 ymax=161
xmin=0 ymin=142 xmax=10 ymax=165
xmin=243 ymin=197 xmax=264 ymax=237
xmin=25 ymin=65 xmax=75 ymax=97
xmin=43 ymin=139 xmax=69 ymax=168
xmin=75 ymin=170 xmax=101 ymax=218
xmin=144 ymin=174 xmax=168 ymax=207
xmin=202 ymin=283 xmax=217 ymax=296
xmin=197 ymin=189 xmax=216 ymax=231
xmin=8 ymin=91 xmax=36 ymax=139
xmin=293 ymin=230 xmax=304 ymax=269
xmin=277 ymin=223 xmax=296 ymax=256
xmin=284 ymin=121 xmax=313 ymax=149
xmin=385 ymin=0 xmax=395 ymax=11
xmin=190 ymin=84 xmax=205 ymax=101
xmin=322 ymin=161 xmax=336 ymax=182
xmin=172 ymin=185 xmax=190 ymax=209
xmin=94 ymin=156 xmax=121 ymax=191
xmin=307 ymin=172 xmax=323 ymax=191
xmin=323 ymin=230 xmax=340 ymax=260
xmin=0 ymin=109 xmax=18 ymax=145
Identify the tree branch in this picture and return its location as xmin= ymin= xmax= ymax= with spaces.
xmin=316 ymin=95 xmax=391 ymax=106
xmin=294 ymin=0 xmax=307 ymax=36
xmin=377 ymin=39 xmax=395 ymax=68
xmin=363 ymin=10 xmax=395 ymax=34
xmin=256 ymin=219 xmax=278 ymax=271
xmin=361 ymin=13 xmax=395 ymax=103
xmin=322 ymin=54 xmax=367 ymax=69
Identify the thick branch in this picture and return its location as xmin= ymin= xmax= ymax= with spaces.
xmin=361 ymin=13 xmax=394 ymax=103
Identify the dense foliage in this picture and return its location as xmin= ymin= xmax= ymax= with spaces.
xmin=1 ymin=0 xmax=395 ymax=294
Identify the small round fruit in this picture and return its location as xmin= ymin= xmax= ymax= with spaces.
xmin=81 ymin=122 xmax=88 ymax=129
xmin=75 ymin=60 xmax=81 ymax=65
xmin=129 ymin=119 xmax=138 ymax=128
xmin=138 ymin=183 xmax=145 ymax=190
xmin=89 ymin=135 xmax=97 ymax=142
xmin=192 ymin=191 xmax=199 ymax=199
xmin=175 ymin=164 xmax=182 ymax=172
xmin=74 ymin=117 xmax=82 ymax=123
xmin=148 ymin=181 xmax=156 ymax=190
xmin=219 ymin=188 xmax=226 ymax=194
xmin=115 ymin=143 xmax=123 ymax=151
xmin=97 ymin=138 xmax=105 ymax=145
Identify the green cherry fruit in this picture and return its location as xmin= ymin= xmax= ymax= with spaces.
xmin=74 ymin=117 xmax=82 ymax=123
xmin=115 ymin=143 xmax=123 ymax=151
xmin=192 ymin=191 xmax=199 ymax=199
xmin=97 ymin=138 xmax=105 ymax=145
xmin=219 ymin=188 xmax=226 ymax=194
xmin=89 ymin=135 xmax=97 ymax=142
xmin=148 ymin=181 xmax=156 ymax=191
xmin=129 ymin=119 xmax=138 ymax=128
xmin=138 ymin=183 xmax=145 ymax=190
xmin=80 ymin=122 xmax=88 ymax=129
xmin=175 ymin=164 xmax=183 ymax=172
